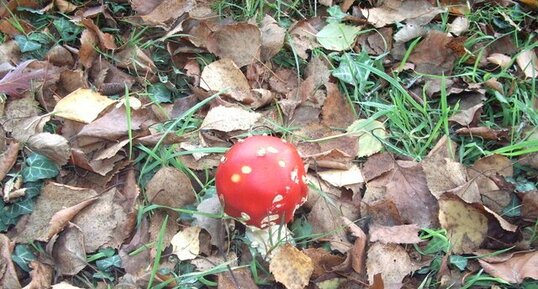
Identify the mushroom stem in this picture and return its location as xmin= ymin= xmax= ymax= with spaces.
xmin=245 ymin=224 xmax=294 ymax=258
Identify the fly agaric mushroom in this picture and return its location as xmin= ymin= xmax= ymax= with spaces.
xmin=215 ymin=135 xmax=308 ymax=229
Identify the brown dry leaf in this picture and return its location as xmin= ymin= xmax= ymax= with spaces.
xmin=362 ymin=153 xmax=438 ymax=227
xmin=46 ymin=45 xmax=74 ymax=67
xmin=192 ymin=194 xmax=223 ymax=246
xmin=53 ymin=88 xmax=115 ymax=123
xmin=342 ymin=217 xmax=367 ymax=274
xmin=366 ymin=242 xmax=419 ymax=289
xmin=438 ymin=193 xmax=488 ymax=254
xmin=448 ymin=103 xmax=483 ymax=127
xmin=45 ymin=197 xmax=98 ymax=241
xmin=27 ymin=133 xmax=70 ymax=166
xmin=270 ymin=244 xmax=314 ymax=289
xmin=115 ymin=45 xmax=156 ymax=73
xmin=89 ymin=59 xmax=135 ymax=95
xmin=0 ymin=140 xmax=20 ymax=181
xmin=12 ymin=182 xmax=97 ymax=243
xmin=369 ymin=224 xmax=422 ymax=244
xmin=218 ymin=267 xmax=259 ymax=289
xmin=303 ymin=248 xmax=346 ymax=279
xmin=288 ymin=18 xmax=323 ymax=59
xmin=469 ymin=154 xmax=513 ymax=212
xmin=77 ymin=106 xmax=156 ymax=143
xmin=200 ymin=58 xmax=251 ymax=100
xmin=24 ymin=260 xmax=53 ymax=289
xmin=321 ymin=82 xmax=356 ymax=128
xmin=81 ymin=19 xmax=117 ymax=50
xmin=54 ymin=0 xmax=77 ymax=13
xmin=146 ymin=166 xmax=196 ymax=212
xmin=516 ymin=49 xmax=538 ymax=78
xmin=308 ymin=195 xmax=359 ymax=253
xmin=361 ymin=0 xmax=444 ymax=28
xmin=455 ymin=127 xmax=510 ymax=141
xmin=119 ymin=218 xmax=150 ymax=278
xmin=207 ymin=23 xmax=261 ymax=68
xmin=170 ymin=226 xmax=201 ymax=261
xmin=479 ymin=251 xmax=538 ymax=283
xmin=200 ymin=105 xmax=261 ymax=132
xmin=422 ymin=156 xmax=481 ymax=202
xmin=73 ymin=188 xmax=130 ymax=251
xmin=140 ymin=0 xmax=195 ymax=26
xmin=522 ymin=190 xmax=538 ymax=220
xmin=49 ymin=223 xmax=87 ymax=276
xmin=260 ymin=15 xmax=286 ymax=61
xmin=317 ymin=165 xmax=364 ymax=187
xmin=0 ymin=234 xmax=21 ymax=289
xmin=408 ymin=31 xmax=457 ymax=74
xmin=487 ymin=53 xmax=512 ymax=68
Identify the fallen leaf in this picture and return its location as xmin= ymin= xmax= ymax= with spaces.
xmin=139 ymin=0 xmax=195 ymax=26
xmin=79 ymin=29 xmax=98 ymax=69
xmin=260 ymin=15 xmax=286 ymax=61
xmin=516 ymin=49 xmax=538 ymax=78
xmin=45 ymin=197 xmax=98 ymax=241
xmin=448 ymin=103 xmax=483 ymax=127
xmin=369 ymin=224 xmax=423 ymax=244
xmin=347 ymin=119 xmax=387 ymax=157
xmin=200 ymin=105 xmax=261 ymax=132
xmin=0 ymin=60 xmax=46 ymax=98
xmin=422 ymin=156 xmax=481 ymax=202
xmin=0 ymin=234 xmax=21 ymax=289
xmin=317 ymin=165 xmax=364 ymax=187
xmin=270 ymin=244 xmax=314 ymax=289
xmin=316 ymin=23 xmax=360 ymax=51
xmin=53 ymin=88 xmax=116 ymax=123
xmin=362 ymin=153 xmax=439 ymax=227
xmin=192 ymin=194 xmax=223 ymax=246
xmin=448 ymin=16 xmax=469 ymax=36
xmin=0 ymin=140 xmax=20 ymax=181
xmin=303 ymin=248 xmax=346 ymax=279
xmin=27 ymin=133 xmax=70 ymax=166
xmin=207 ymin=23 xmax=261 ymax=68
xmin=218 ymin=267 xmax=259 ymax=289
xmin=288 ymin=18 xmax=323 ymax=59
xmin=342 ymin=217 xmax=367 ymax=274
xmin=479 ymin=251 xmax=538 ymax=284
xmin=49 ymin=223 xmax=87 ymax=275
xmin=366 ymin=242 xmax=419 ymax=288
xmin=12 ymin=182 xmax=98 ymax=243
xmin=361 ymin=0 xmax=444 ymax=28
xmin=170 ymin=226 xmax=201 ymax=261
xmin=438 ymin=193 xmax=488 ymax=254
xmin=24 ymin=260 xmax=53 ymax=289
xmin=469 ymin=154 xmax=513 ymax=211
xmin=54 ymin=0 xmax=77 ymax=12
xmin=72 ymin=188 xmax=130 ymax=251
xmin=321 ymin=82 xmax=356 ymax=128
xmin=487 ymin=53 xmax=512 ymax=68
xmin=408 ymin=31 xmax=457 ymax=74
xmin=81 ymin=19 xmax=117 ymax=50
xmin=199 ymin=58 xmax=251 ymax=100
xmin=455 ymin=127 xmax=510 ymax=140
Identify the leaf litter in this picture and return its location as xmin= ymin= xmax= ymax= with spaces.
xmin=0 ymin=0 xmax=536 ymax=288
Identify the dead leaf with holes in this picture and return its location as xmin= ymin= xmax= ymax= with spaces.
xmin=270 ymin=244 xmax=314 ymax=289
xmin=201 ymin=105 xmax=261 ymax=132
xmin=207 ymin=23 xmax=261 ymax=68
xmin=366 ymin=242 xmax=419 ymax=289
xmin=362 ymin=153 xmax=439 ymax=227
xmin=171 ymin=226 xmax=201 ymax=261
xmin=438 ymin=193 xmax=488 ymax=254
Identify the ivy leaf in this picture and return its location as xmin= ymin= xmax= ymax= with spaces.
xmin=53 ymin=17 xmax=82 ymax=43
xmin=22 ymin=153 xmax=59 ymax=182
xmin=148 ymin=83 xmax=172 ymax=103
xmin=4 ymin=197 xmax=34 ymax=219
xmin=449 ymin=255 xmax=468 ymax=271
xmin=12 ymin=244 xmax=36 ymax=272
xmin=332 ymin=52 xmax=376 ymax=93
xmin=316 ymin=23 xmax=360 ymax=51
xmin=327 ymin=6 xmax=347 ymax=23
xmin=14 ymin=35 xmax=42 ymax=53
xmin=96 ymin=255 xmax=122 ymax=272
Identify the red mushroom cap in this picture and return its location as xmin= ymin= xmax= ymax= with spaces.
xmin=215 ymin=136 xmax=308 ymax=228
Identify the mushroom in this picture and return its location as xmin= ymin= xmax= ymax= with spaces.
xmin=215 ymin=135 xmax=308 ymax=229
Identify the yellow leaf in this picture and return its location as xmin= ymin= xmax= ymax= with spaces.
xmin=53 ymin=88 xmax=116 ymax=123
xmin=270 ymin=244 xmax=313 ymax=289
xmin=170 ymin=226 xmax=201 ymax=261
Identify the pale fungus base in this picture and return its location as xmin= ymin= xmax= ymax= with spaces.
xmin=245 ymin=224 xmax=294 ymax=258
